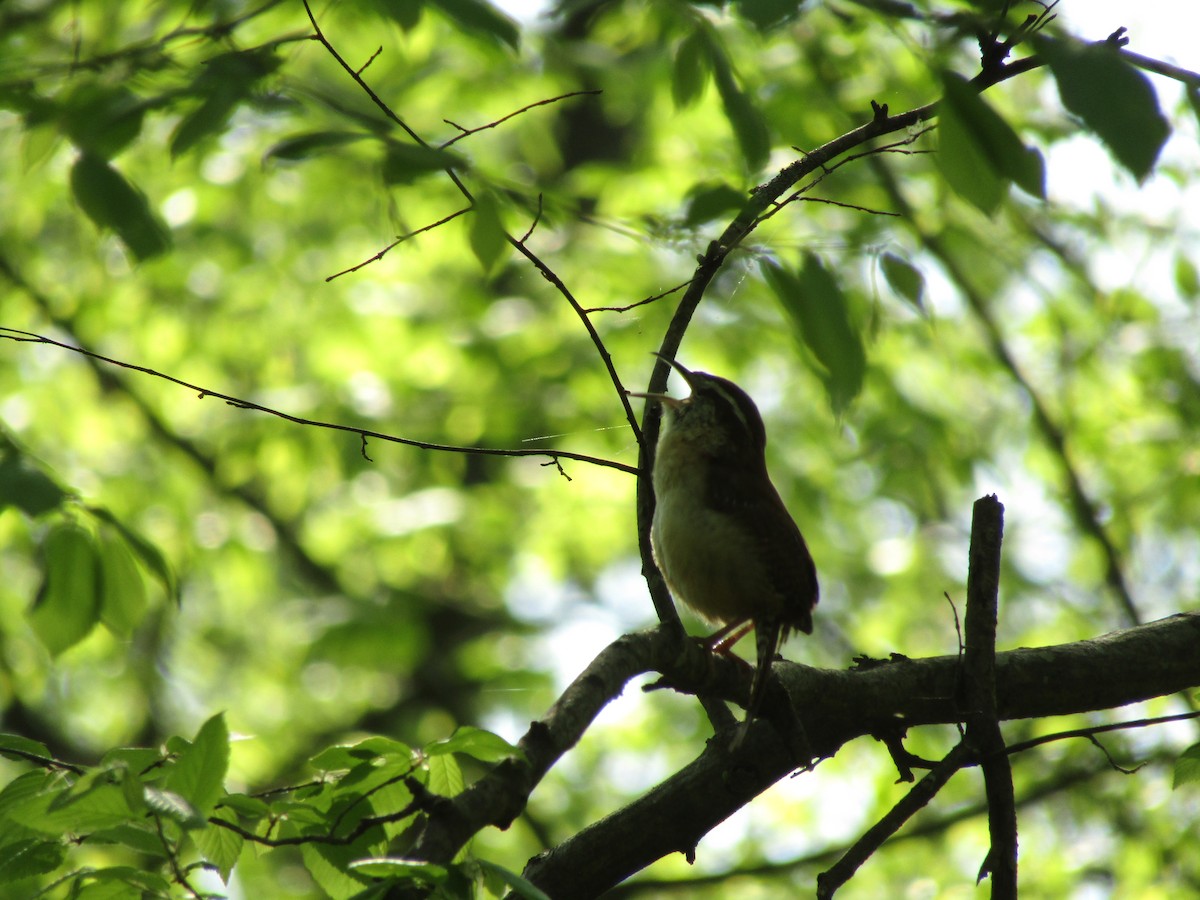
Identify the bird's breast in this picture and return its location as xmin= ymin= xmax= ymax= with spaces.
xmin=651 ymin=436 xmax=783 ymax=625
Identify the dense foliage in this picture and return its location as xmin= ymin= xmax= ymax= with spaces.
xmin=1 ymin=0 xmax=1198 ymax=896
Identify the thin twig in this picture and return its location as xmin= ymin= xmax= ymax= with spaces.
xmin=303 ymin=1 xmax=643 ymax=453
xmin=0 ymin=328 xmax=639 ymax=477
xmin=440 ymin=90 xmax=603 ymax=148
xmin=584 ymin=280 xmax=691 ymax=314
xmin=326 ymin=206 xmax=472 ymax=280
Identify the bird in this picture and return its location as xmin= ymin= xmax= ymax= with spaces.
xmin=631 ymin=355 xmax=819 ymax=744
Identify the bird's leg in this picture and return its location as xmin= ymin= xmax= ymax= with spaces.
xmin=732 ymin=617 xmax=783 ymax=749
xmin=701 ymin=618 xmax=753 ymax=655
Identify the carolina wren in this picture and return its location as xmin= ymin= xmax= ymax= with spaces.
xmin=633 ymin=356 xmax=819 ymax=739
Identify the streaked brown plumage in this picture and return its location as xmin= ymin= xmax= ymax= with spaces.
xmin=633 ymin=357 xmax=818 ymax=742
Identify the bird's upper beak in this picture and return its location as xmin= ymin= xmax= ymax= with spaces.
xmin=626 ymin=353 xmax=695 ymax=408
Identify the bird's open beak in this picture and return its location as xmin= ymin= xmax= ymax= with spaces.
xmin=626 ymin=352 xmax=695 ymax=408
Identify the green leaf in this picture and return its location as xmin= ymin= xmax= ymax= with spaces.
xmin=100 ymin=746 xmax=164 ymax=773
xmin=683 ymin=181 xmax=746 ymax=226
xmin=936 ymin=72 xmax=1045 ymax=214
xmin=196 ymin=808 xmax=245 ymax=883
xmin=1188 ymin=85 xmax=1200 ymax=132
xmin=172 ymin=49 xmax=281 ymax=158
xmin=425 ymin=754 xmax=464 ymax=799
xmin=1174 ymin=742 xmax=1200 ymax=789
xmin=879 ymin=252 xmax=926 ymax=313
xmin=1175 ymin=254 xmax=1199 ymax=303
xmin=474 ymin=858 xmax=552 ymax=899
xmin=350 ymin=857 xmax=448 ymax=882
xmin=311 ymin=736 xmax=414 ymax=772
xmin=0 ymin=451 xmax=68 ymax=517
xmin=0 ymin=838 xmax=66 ymax=884
xmin=217 ymin=792 xmax=270 ymax=819
xmin=709 ymin=41 xmax=769 ymax=171
xmin=381 ymin=142 xmax=463 ymax=185
xmin=69 ymin=152 xmax=171 ymax=261
xmin=1039 ymin=37 xmax=1170 ymax=181
xmin=672 ymin=30 xmax=711 ymax=108
xmin=762 ymin=256 xmax=865 ymax=414
xmin=468 ymin=191 xmax=510 ymax=273
xmin=28 ymin=521 xmax=101 ymax=656
xmin=171 ymin=92 xmax=241 ymax=159
xmin=88 ymin=507 xmax=177 ymax=605
xmin=734 ymin=0 xmax=806 ymax=32
xmin=69 ymin=867 xmax=172 ymax=896
xmin=426 ymin=0 xmax=519 ymax=50
xmin=164 ymin=713 xmax=229 ymax=819
xmin=301 ymin=828 xmax=385 ymax=900
xmin=0 ymin=733 xmax=53 ymax=762
xmin=41 ymin=771 xmax=139 ymax=833
xmin=96 ymin=526 xmax=147 ymax=637
xmin=264 ymin=131 xmax=370 ymax=162
xmin=144 ymin=786 xmax=205 ymax=828
xmin=426 ymin=726 xmax=524 ymax=764
xmin=59 ymin=83 xmax=146 ymax=159
xmin=0 ymin=771 xmax=62 ymax=824
xmin=371 ymin=0 xmax=424 ymax=30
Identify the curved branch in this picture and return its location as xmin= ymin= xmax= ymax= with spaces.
xmin=0 ymin=327 xmax=638 ymax=477
xmin=519 ymin=612 xmax=1200 ymax=898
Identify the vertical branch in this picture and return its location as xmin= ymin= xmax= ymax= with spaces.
xmin=963 ymin=494 xmax=1017 ymax=898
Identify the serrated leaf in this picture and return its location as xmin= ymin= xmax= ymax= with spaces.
xmin=69 ymin=152 xmax=171 ymax=261
xmin=425 ymin=754 xmax=464 ymax=799
xmin=311 ymin=737 xmax=414 ymax=773
xmin=196 ymin=808 xmax=244 ymax=883
xmin=144 ymin=786 xmax=205 ymax=828
xmin=474 ymin=858 xmax=552 ymax=900
xmin=164 ymin=713 xmax=229 ymax=819
xmin=0 ymin=839 xmax=66 ymax=884
xmin=672 ymin=30 xmax=711 ymax=108
xmin=0 ymin=771 xmax=63 ymax=824
xmin=350 ymin=857 xmax=448 ymax=882
xmin=264 ymin=131 xmax=370 ymax=162
xmin=71 ymin=866 xmax=172 ymax=895
xmin=880 ymin=252 xmax=926 ymax=313
xmin=762 ymin=256 xmax=865 ymax=414
xmin=427 ymin=0 xmax=519 ymax=50
xmin=100 ymin=746 xmax=164 ymax=773
xmin=468 ymin=192 xmax=509 ymax=273
xmin=42 ymin=778 xmax=137 ymax=833
xmin=89 ymin=822 xmax=164 ymax=856
xmin=28 ymin=521 xmax=101 ymax=656
xmin=427 ymin=726 xmax=524 ymax=764
xmin=1174 ymin=742 xmax=1200 ymax=789
xmin=301 ymin=829 xmax=386 ymax=900
xmin=0 ymin=452 xmax=68 ymax=517
xmin=0 ymin=733 xmax=53 ymax=762
xmin=1039 ymin=37 xmax=1170 ymax=181
xmin=217 ymin=792 xmax=270 ymax=819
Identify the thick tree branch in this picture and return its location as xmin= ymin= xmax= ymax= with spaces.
xmin=517 ymin=612 xmax=1200 ymax=898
